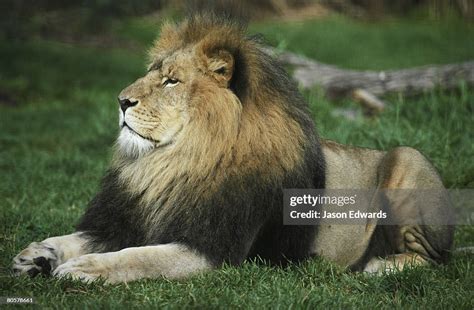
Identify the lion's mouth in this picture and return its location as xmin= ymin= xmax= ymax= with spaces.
xmin=121 ymin=123 xmax=173 ymax=149
xmin=122 ymin=123 xmax=157 ymax=143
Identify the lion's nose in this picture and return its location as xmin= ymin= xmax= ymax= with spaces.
xmin=118 ymin=97 xmax=138 ymax=113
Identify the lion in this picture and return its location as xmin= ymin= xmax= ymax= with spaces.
xmin=12 ymin=14 xmax=453 ymax=283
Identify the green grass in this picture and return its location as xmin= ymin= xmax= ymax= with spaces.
xmin=0 ymin=15 xmax=473 ymax=308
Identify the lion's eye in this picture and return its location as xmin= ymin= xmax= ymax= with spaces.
xmin=162 ymin=77 xmax=179 ymax=88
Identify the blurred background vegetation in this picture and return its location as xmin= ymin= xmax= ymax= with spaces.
xmin=1 ymin=0 xmax=473 ymax=40
xmin=1 ymin=0 xmax=473 ymax=103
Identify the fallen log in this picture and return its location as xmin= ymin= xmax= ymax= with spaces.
xmin=266 ymin=47 xmax=474 ymax=112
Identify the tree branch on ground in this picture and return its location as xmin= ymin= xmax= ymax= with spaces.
xmin=266 ymin=47 xmax=474 ymax=113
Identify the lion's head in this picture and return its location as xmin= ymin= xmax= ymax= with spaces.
xmin=117 ymin=16 xmax=244 ymax=158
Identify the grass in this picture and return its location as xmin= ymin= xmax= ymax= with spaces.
xmin=0 ymin=14 xmax=473 ymax=308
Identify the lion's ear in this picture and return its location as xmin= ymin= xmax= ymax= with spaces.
xmin=205 ymin=50 xmax=234 ymax=87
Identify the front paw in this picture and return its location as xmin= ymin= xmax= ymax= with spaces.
xmin=53 ymin=254 xmax=107 ymax=283
xmin=12 ymin=242 xmax=58 ymax=277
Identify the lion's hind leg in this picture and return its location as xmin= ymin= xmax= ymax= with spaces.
xmin=366 ymin=147 xmax=454 ymax=273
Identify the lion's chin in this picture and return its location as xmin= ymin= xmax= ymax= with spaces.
xmin=117 ymin=127 xmax=155 ymax=158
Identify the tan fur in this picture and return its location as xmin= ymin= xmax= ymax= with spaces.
xmin=364 ymin=253 xmax=428 ymax=274
xmin=12 ymin=233 xmax=90 ymax=275
xmin=314 ymin=140 xmax=452 ymax=270
xmin=53 ymin=244 xmax=211 ymax=284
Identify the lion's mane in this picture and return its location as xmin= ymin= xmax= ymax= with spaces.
xmin=77 ymin=14 xmax=326 ymax=266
